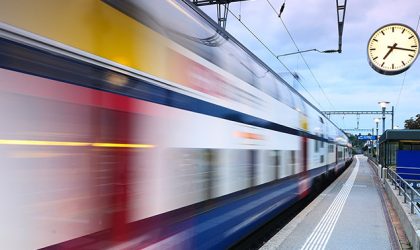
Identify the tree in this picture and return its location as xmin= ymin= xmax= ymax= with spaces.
xmin=346 ymin=133 xmax=364 ymax=153
xmin=404 ymin=114 xmax=420 ymax=129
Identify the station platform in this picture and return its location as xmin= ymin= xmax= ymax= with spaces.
xmin=260 ymin=155 xmax=399 ymax=250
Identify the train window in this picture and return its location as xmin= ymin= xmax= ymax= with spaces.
xmin=315 ymin=140 xmax=319 ymax=153
xmin=232 ymin=150 xmax=248 ymax=191
xmin=162 ymin=148 xmax=211 ymax=209
xmin=266 ymin=150 xmax=280 ymax=181
xmin=258 ymin=73 xmax=279 ymax=100
xmin=201 ymin=149 xmax=218 ymax=199
xmin=328 ymin=144 xmax=334 ymax=153
xmin=337 ymin=147 xmax=343 ymax=160
xmin=281 ymin=150 xmax=297 ymax=177
xmin=292 ymin=92 xmax=304 ymax=112
xmin=249 ymin=150 xmax=257 ymax=187
xmin=320 ymin=155 xmax=324 ymax=163
xmin=274 ymin=150 xmax=281 ymax=179
xmin=229 ymin=150 xmax=257 ymax=191
xmin=290 ymin=151 xmax=296 ymax=174
xmin=107 ymin=0 xmax=264 ymax=89
xmin=221 ymin=50 xmax=257 ymax=87
xmin=260 ymin=151 xmax=278 ymax=183
xmin=320 ymin=134 xmax=325 ymax=148
xmin=108 ymin=1 xmax=217 ymax=49
xmin=300 ymin=100 xmax=308 ymax=114
xmin=278 ymin=83 xmax=294 ymax=108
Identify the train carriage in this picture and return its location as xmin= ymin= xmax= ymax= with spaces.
xmin=0 ymin=0 xmax=352 ymax=249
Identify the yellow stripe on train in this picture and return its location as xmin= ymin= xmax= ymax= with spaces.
xmin=0 ymin=0 xmax=167 ymax=79
xmin=0 ymin=139 xmax=154 ymax=148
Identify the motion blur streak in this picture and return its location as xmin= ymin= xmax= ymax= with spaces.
xmin=0 ymin=139 xmax=90 ymax=147
xmin=0 ymin=139 xmax=155 ymax=148
xmin=0 ymin=0 xmax=352 ymax=249
xmin=234 ymin=131 xmax=264 ymax=140
xmin=91 ymin=143 xmax=155 ymax=148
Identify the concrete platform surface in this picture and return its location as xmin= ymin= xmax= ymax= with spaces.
xmin=260 ymin=155 xmax=396 ymax=250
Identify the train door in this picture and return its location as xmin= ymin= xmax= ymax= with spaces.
xmin=299 ymin=115 xmax=309 ymax=198
xmin=94 ymin=98 xmax=135 ymax=243
xmin=335 ymin=145 xmax=338 ymax=166
xmin=274 ymin=150 xmax=281 ymax=179
xmin=335 ymin=145 xmax=340 ymax=174
xmin=249 ymin=150 xmax=257 ymax=187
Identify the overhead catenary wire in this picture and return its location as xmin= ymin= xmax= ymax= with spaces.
xmin=226 ymin=7 xmax=324 ymax=109
xmin=395 ymin=72 xmax=407 ymax=109
xmin=239 ymin=1 xmax=241 ymax=21
xmin=266 ymin=0 xmax=336 ymax=110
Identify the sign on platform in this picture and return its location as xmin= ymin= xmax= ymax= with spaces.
xmin=358 ymin=135 xmax=377 ymax=140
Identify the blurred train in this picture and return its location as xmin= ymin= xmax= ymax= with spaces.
xmin=0 ymin=0 xmax=352 ymax=249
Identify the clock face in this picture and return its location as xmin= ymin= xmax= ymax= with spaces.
xmin=367 ymin=23 xmax=419 ymax=75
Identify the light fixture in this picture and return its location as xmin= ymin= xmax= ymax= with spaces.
xmin=378 ymin=101 xmax=390 ymax=108
xmin=378 ymin=101 xmax=390 ymax=133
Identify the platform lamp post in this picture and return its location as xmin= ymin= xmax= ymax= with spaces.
xmin=378 ymin=101 xmax=390 ymax=134
xmin=374 ymin=118 xmax=380 ymax=160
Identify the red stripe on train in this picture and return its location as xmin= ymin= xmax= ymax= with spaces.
xmin=0 ymin=68 xmax=171 ymax=117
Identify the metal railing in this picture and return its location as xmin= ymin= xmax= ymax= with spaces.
xmin=386 ymin=167 xmax=420 ymax=215
xmin=368 ymin=156 xmax=378 ymax=165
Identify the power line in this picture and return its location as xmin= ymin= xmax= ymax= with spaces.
xmin=226 ymin=8 xmax=324 ymax=109
xmin=395 ymin=72 xmax=407 ymax=108
xmin=239 ymin=1 xmax=241 ymax=20
xmin=266 ymin=0 xmax=335 ymax=109
xmin=265 ymin=0 xmax=336 ymax=110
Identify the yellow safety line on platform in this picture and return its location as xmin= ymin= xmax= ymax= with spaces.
xmin=0 ymin=139 xmax=154 ymax=148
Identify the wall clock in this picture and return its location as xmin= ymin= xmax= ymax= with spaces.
xmin=367 ymin=23 xmax=419 ymax=75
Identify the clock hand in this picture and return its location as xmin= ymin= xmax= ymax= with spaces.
xmin=387 ymin=46 xmax=416 ymax=52
xmin=383 ymin=43 xmax=398 ymax=60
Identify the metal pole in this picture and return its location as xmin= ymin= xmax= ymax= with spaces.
xmin=382 ymin=107 xmax=386 ymax=134
xmin=376 ymin=122 xmax=379 ymax=160
xmin=411 ymin=188 xmax=414 ymax=214
xmin=391 ymin=106 xmax=394 ymax=129
xmin=371 ymin=128 xmax=374 ymax=158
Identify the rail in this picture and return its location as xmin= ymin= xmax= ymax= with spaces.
xmin=386 ymin=167 xmax=420 ymax=215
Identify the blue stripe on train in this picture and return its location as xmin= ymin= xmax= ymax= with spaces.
xmin=192 ymin=178 xmax=299 ymax=249
xmin=165 ymin=163 xmax=347 ymax=249
xmin=41 ymin=162 xmax=345 ymax=249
